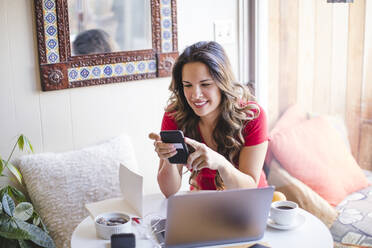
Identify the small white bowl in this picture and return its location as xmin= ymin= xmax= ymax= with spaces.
xmin=94 ymin=212 xmax=132 ymax=240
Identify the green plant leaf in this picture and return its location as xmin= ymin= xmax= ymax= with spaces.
xmin=5 ymin=162 xmax=23 ymax=186
xmin=18 ymin=135 xmax=34 ymax=153
xmin=0 ymin=215 xmax=30 ymax=240
xmin=9 ymin=186 xmax=27 ymax=203
xmin=0 ymin=188 xmax=6 ymax=201
xmin=0 ymin=202 xmax=2 ymax=213
xmin=9 ymin=187 xmax=26 ymax=203
xmin=0 ymin=186 xmax=22 ymax=203
xmin=39 ymin=219 xmax=48 ymax=234
xmin=31 ymin=212 xmax=46 ymax=231
xmin=0 ymin=157 xmax=4 ymax=176
xmin=25 ymin=137 xmax=34 ymax=154
xmin=2 ymin=194 xmax=15 ymax=216
xmin=0 ymin=214 xmax=10 ymax=225
xmin=15 ymin=220 xmax=55 ymax=248
xmin=14 ymin=203 xmax=33 ymax=221
xmin=0 ymin=186 xmax=12 ymax=202
xmin=17 ymin=136 xmax=25 ymax=151
xmin=32 ymin=216 xmax=40 ymax=226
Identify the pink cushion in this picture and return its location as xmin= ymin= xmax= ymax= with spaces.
xmin=270 ymin=116 xmax=369 ymax=206
xmin=271 ymin=104 xmax=308 ymax=135
xmin=265 ymin=104 xmax=308 ymax=165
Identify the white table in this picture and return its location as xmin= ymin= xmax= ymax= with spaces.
xmin=71 ymin=194 xmax=334 ymax=248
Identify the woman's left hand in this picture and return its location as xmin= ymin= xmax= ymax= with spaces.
xmin=184 ymin=137 xmax=228 ymax=171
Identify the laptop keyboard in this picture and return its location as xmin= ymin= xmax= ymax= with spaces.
xmin=151 ymin=218 xmax=166 ymax=246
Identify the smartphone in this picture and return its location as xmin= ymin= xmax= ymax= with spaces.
xmin=160 ymin=130 xmax=189 ymax=164
xmin=110 ymin=233 xmax=135 ymax=248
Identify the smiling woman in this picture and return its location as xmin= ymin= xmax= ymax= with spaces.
xmin=181 ymin=62 xmax=222 ymax=123
xmin=149 ymin=41 xmax=269 ymax=198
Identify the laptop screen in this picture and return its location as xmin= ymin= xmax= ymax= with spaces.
xmin=163 ymin=187 xmax=274 ymax=248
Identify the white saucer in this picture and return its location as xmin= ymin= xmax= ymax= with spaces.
xmin=267 ymin=213 xmax=306 ymax=230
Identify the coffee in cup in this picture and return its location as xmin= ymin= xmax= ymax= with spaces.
xmin=270 ymin=200 xmax=298 ymax=226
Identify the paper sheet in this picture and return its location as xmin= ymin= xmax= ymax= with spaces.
xmin=85 ymin=164 xmax=143 ymax=219
xmin=119 ymin=163 xmax=143 ymax=217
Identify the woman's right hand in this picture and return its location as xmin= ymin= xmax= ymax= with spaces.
xmin=149 ymin=132 xmax=183 ymax=198
xmin=148 ymin=132 xmax=178 ymax=160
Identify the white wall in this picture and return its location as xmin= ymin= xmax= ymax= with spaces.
xmin=0 ymin=0 xmax=239 ymax=194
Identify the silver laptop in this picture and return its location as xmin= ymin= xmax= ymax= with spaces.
xmin=152 ymin=186 xmax=274 ymax=248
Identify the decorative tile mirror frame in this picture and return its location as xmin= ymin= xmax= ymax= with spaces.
xmin=35 ymin=0 xmax=178 ymax=91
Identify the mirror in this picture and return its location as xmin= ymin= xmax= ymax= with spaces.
xmin=68 ymin=0 xmax=152 ymax=55
xmin=35 ymin=0 xmax=178 ymax=91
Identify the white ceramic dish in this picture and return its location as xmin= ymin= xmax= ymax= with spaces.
xmin=270 ymin=200 xmax=298 ymax=226
xmin=94 ymin=212 xmax=132 ymax=240
xmin=267 ymin=213 xmax=305 ymax=230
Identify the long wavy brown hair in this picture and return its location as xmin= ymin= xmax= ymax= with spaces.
xmin=166 ymin=41 xmax=259 ymax=190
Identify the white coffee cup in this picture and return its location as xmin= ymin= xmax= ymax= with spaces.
xmin=270 ymin=200 xmax=298 ymax=226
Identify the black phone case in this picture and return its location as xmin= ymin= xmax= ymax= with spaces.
xmin=111 ymin=233 xmax=135 ymax=248
xmin=160 ymin=130 xmax=189 ymax=164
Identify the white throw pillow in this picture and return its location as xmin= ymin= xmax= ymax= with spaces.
xmin=17 ymin=134 xmax=138 ymax=248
